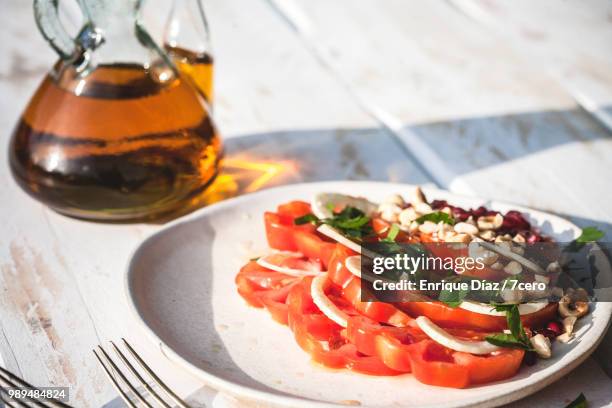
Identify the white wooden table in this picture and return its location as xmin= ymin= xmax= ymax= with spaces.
xmin=2 ymin=0 xmax=612 ymax=406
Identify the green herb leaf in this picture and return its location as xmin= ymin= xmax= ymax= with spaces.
xmin=486 ymin=304 xmax=533 ymax=350
xmin=576 ymin=227 xmax=604 ymax=243
xmin=382 ymin=223 xmax=401 ymax=243
xmin=485 ymin=333 xmax=533 ymax=350
xmin=322 ymin=206 xmax=373 ymax=240
xmin=416 ymin=211 xmax=455 ymax=225
xmin=491 ymin=303 xmax=516 ymax=312
xmin=506 ymin=305 xmax=523 ymax=340
xmin=566 ymin=226 xmax=606 ymax=252
xmin=439 ymin=287 xmax=469 ymax=308
xmin=565 ymin=393 xmax=587 ymax=408
xmin=294 ymin=214 xmax=319 ymax=225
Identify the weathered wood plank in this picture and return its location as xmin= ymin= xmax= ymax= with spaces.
xmin=449 ymin=0 xmax=612 ymax=132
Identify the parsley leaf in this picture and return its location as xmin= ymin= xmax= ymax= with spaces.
xmin=295 ymin=206 xmax=374 ymax=241
xmin=438 ymin=287 xmax=469 ymax=308
xmin=325 ymin=206 xmax=373 ymax=240
xmin=576 ymin=227 xmax=604 ymax=244
xmin=485 ymin=304 xmax=533 ymax=350
xmin=294 ymin=214 xmax=319 ymax=225
xmin=416 ymin=211 xmax=455 ymax=225
xmin=382 ymin=223 xmax=401 ymax=243
xmin=565 ymin=393 xmax=587 ymax=408
xmin=484 ymin=333 xmax=532 ymax=350
xmin=566 ymin=226 xmax=605 ymax=252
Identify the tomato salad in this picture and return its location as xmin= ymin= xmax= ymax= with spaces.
xmin=235 ymin=187 xmax=589 ymax=388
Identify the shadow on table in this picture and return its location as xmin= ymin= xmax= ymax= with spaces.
xmin=153 ymin=126 xmax=430 ymax=223
xmin=403 ymin=106 xmax=611 ymax=180
xmin=563 ymin=212 xmax=612 ymax=378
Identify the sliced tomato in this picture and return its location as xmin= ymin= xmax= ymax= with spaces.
xmin=328 ymin=244 xmax=414 ymax=326
xmin=453 ymin=348 xmax=525 ymax=385
xmin=264 ymin=202 xmax=316 ymax=252
xmin=343 ymin=276 xmax=414 ymax=326
xmin=408 ymin=340 xmax=524 ymax=388
xmin=399 ymin=301 xmax=558 ymax=331
xmin=327 ymin=244 xmax=357 ymax=287
xmin=346 ymin=316 xmax=425 ymax=369
xmin=277 ymin=201 xmax=312 ymax=218
xmin=347 ymin=316 xmax=506 ymax=376
xmin=408 ymin=340 xmax=471 ymax=388
xmin=260 ymin=294 xmax=292 ymax=325
xmin=235 ymin=261 xmax=299 ymax=325
xmin=264 ymin=201 xmax=336 ymax=267
xmin=287 ymin=275 xmax=344 ymax=340
xmin=264 ymin=212 xmax=299 ymax=251
xmin=294 ymin=230 xmax=336 ymax=269
xmin=287 ymin=277 xmax=400 ymax=376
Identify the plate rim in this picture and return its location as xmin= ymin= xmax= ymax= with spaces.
xmin=125 ymin=181 xmax=612 ymax=408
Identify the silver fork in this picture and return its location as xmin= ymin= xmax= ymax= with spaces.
xmin=0 ymin=366 xmax=71 ymax=408
xmin=93 ymin=339 xmax=190 ymax=408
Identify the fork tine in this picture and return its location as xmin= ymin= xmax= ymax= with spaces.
xmin=109 ymin=341 xmax=171 ymax=408
xmin=0 ymin=393 xmax=18 ymax=408
xmin=93 ymin=347 xmax=153 ymax=408
xmin=121 ymin=339 xmax=190 ymax=408
xmin=93 ymin=349 xmax=138 ymax=408
xmin=0 ymin=390 xmax=25 ymax=408
xmin=0 ymin=372 xmax=49 ymax=408
xmin=0 ymin=367 xmax=70 ymax=408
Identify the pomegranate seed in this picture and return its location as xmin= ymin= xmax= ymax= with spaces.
xmin=546 ymin=321 xmax=563 ymax=336
xmin=524 ymin=351 xmax=537 ymax=366
xmin=534 ymin=328 xmax=557 ymax=340
xmin=473 ymin=206 xmax=487 ymax=217
xmin=430 ymin=200 xmax=448 ymax=209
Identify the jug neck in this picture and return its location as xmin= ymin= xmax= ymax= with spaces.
xmin=77 ymin=0 xmax=154 ymax=68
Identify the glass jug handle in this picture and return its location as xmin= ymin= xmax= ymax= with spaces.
xmin=33 ymin=0 xmax=80 ymax=61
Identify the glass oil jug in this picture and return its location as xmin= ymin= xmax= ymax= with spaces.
xmin=9 ymin=0 xmax=223 ymax=222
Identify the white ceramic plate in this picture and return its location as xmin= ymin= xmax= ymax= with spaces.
xmin=126 ymin=182 xmax=612 ymax=408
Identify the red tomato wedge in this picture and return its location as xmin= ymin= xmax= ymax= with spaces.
xmin=328 ymin=244 xmax=414 ymax=326
xmin=408 ymin=340 xmax=524 ymax=388
xmin=235 ymin=261 xmax=299 ymax=325
xmin=287 ymin=277 xmax=401 ymax=376
xmin=264 ymin=202 xmax=335 ymax=268
xmin=346 ymin=316 xmax=426 ymax=372
xmin=347 ymin=316 xmax=499 ymax=375
xmin=294 ymin=230 xmax=336 ymax=269
xmin=277 ymin=200 xmax=313 ymax=218
xmin=399 ymin=301 xmax=558 ymax=331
